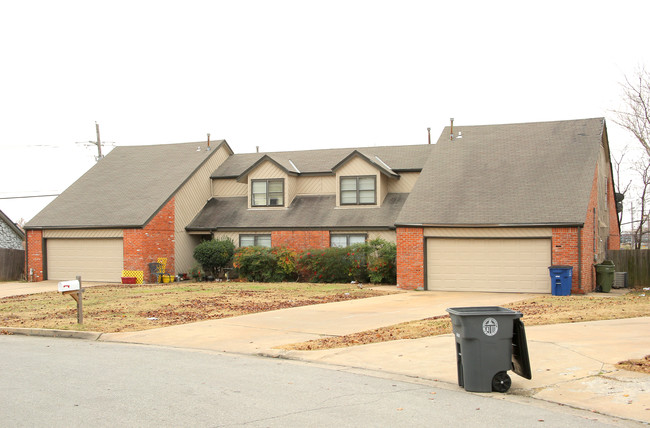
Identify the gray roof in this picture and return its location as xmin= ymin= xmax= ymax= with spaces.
xmin=187 ymin=194 xmax=408 ymax=231
xmin=212 ymin=144 xmax=434 ymax=179
xmin=26 ymin=141 xmax=230 ymax=229
xmin=396 ymin=118 xmax=606 ymax=226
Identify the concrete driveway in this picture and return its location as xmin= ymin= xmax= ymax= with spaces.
xmin=0 ymin=280 xmax=111 ymax=298
xmin=101 ymin=288 xmax=650 ymax=424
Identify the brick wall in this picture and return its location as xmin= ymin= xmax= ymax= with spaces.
xmin=124 ymin=198 xmax=176 ymax=281
xmin=26 ymin=229 xmax=44 ymax=282
xmin=551 ymin=227 xmax=581 ymax=293
xmin=396 ymin=227 xmax=423 ymax=290
xmin=607 ymin=172 xmax=621 ymax=250
xmin=271 ymin=230 xmax=330 ymax=252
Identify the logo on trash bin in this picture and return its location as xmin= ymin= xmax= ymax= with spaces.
xmin=482 ymin=317 xmax=498 ymax=336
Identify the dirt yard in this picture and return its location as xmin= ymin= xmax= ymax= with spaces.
xmin=0 ymin=282 xmax=392 ymax=333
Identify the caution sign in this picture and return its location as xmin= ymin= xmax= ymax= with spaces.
xmin=482 ymin=317 xmax=498 ymax=336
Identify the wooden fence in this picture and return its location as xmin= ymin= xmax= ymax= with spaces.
xmin=606 ymin=249 xmax=650 ymax=287
xmin=0 ymin=248 xmax=25 ymax=281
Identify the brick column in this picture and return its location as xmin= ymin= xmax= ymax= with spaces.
xmin=26 ymin=230 xmax=44 ymax=282
xmin=396 ymin=227 xmax=424 ymax=290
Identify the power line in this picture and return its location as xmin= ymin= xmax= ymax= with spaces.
xmin=0 ymin=194 xmax=59 ymax=200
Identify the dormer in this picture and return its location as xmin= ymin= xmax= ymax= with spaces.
xmin=236 ymin=155 xmax=299 ymax=209
xmin=331 ymin=151 xmax=400 ymax=208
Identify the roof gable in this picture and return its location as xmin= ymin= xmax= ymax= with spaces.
xmin=0 ymin=209 xmax=25 ymax=240
xmin=396 ymin=118 xmax=606 ymax=226
xmin=26 ymin=140 xmax=229 ymax=229
xmin=331 ymin=150 xmax=399 ymax=178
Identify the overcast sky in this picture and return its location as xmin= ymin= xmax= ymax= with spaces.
xmin=1 ymin=0 xmax=649 ymax=224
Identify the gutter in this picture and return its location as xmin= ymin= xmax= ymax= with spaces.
xmin=395 ymin=222 xmax=585 ymax=228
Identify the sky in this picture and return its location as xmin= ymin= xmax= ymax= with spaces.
xmin=1 ymin=0 xmax=649 ymax=226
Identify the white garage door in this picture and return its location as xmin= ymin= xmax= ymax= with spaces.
xmin=426 ymin=238 xmax=551 ymax=293
xmin=47 ymin=239 xmax=124 ymax=282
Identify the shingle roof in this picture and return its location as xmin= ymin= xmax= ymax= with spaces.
xmin=186 ymin=193 xmax=408 ymax=231
xmin=26 ymin=141 xmax=230 ymax=229
xmin=396 ymin=118 xmax=606 ymax=226
xmin=212 ymin=144 xmax=434 ymax=178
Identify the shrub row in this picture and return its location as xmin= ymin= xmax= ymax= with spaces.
xmin=231 ymin=238 xmax=397 ymax=284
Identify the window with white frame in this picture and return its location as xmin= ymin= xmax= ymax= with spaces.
xmin=252 ymin=179 xmax=284 ymax=207
xmin=239 ymin=234 xmax=272 ymax=247
xmin=331 ymin=234 xmax=367 ymax=248
xmin=340 ymin=176 xmax=376 ymax=205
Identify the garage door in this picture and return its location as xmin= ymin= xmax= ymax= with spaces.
xmin=426 ymin=238 xmax=551 ymax=293
xmin=46 ymin=239 xmax=124 ymax=282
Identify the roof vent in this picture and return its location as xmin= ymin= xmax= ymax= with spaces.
xmin=450 ymin=118 xmax=454 ymax=140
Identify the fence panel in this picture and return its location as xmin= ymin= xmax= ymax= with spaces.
xmin=0 ymin=248 xmax=25 ymax=281
xmin=606 ymin=249 xmax=650 ymax=287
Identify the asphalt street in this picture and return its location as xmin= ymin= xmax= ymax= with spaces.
xmin=0 ymin=335 xmax=637 ymax=427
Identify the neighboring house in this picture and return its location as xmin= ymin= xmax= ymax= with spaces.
xmin=25 ymin=118 xmax=619 ymax=293
xmin=0 ymin=209 xmax=25 ymax=250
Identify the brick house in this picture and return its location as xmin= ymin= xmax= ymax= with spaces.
xmin=25 ymin=118 xmax=619 ymax=293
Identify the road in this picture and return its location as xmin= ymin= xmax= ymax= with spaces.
xmin=0 ymin=335 xmax=638 ymax=427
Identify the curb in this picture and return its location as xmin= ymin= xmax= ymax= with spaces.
xmin=0 ymin=327 xmax=103 ymax=341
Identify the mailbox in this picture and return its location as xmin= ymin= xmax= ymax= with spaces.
xmin=58 ymin=280 xmax=80 ymax=292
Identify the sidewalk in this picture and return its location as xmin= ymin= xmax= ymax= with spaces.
xmin=0 ymin=280 xmax=107 ymax=298
xmin=100 ymin=289 xmax=650 ymax=424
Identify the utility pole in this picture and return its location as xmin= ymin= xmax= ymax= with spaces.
xmin=77 ymin=122 xmax=113 ymax=161
xmin=94 ymin=122 xmax=103 ymax=160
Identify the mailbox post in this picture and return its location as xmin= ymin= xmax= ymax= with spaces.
xmin=58 ymin=276 xmax=83 ymax=324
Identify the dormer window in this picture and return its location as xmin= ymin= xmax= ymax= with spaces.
xmin=252 ymin=179 xmax=284 ymax=207
xmin=340 ymin=176 xmax=376 ymax=205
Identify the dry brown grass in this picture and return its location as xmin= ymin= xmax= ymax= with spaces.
xmin=278 ymin=290 xmax=650 ymax=351
xmin=0 ymin=282 xmax=392 ymax=333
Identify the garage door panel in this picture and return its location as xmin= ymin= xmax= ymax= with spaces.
xmin=47 ymin=239 xmax=123 ymax=282
xmin=427 ymin=238 xmax=551 ymax=293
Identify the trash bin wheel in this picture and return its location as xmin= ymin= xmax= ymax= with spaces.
xmin=492 ymin=371 xmax=511 ymax=393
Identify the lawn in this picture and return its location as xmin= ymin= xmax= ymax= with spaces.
xmin=0 ymin=282 xmax=393 ymax=333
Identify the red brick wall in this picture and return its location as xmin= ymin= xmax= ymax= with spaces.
xmin=396 ymin=227 xmax=424 ymax=290
xmin=124 ymin=198 xmax=176 ymax=280
xmin=551 ymin=227 xmax=581 ymax=293
xmin=271 ymin=230 xmax=330 ymax=252
xmin=26 ymin=230 xmax=44 ymax=282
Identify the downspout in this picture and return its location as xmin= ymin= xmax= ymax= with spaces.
xmin=577 ymin=226 xmax=582 ymax=291
xmin=24 ymin=231 xmax=29 ymax=282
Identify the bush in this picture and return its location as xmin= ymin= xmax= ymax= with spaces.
xmin=193 ymin=238 xmax=235 ymax=278
xmin=361 ymin=238 xmax=397 ymax=284
xmin=233 ymin=246 xmax=297 ymax=282
xmin=296 ymin=246 xmax=367 ymax=283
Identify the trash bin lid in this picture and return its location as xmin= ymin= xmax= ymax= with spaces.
xmin=548 ymin=265 xmax=572 ymax=270
xmin=446 ymin=306 xmax=522 ymax=317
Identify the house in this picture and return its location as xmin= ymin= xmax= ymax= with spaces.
xmin=0 ymin=209 xmax=25 ymax=281
xmin=25 ymin=140 xmax=233 ymax=282
xmin=0 ymin=209 xmax=25 ymax=250
xmin=25 ymin=118 xmax=619 ymax=293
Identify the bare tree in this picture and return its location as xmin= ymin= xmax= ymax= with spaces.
xmin=611 ymin=146 xmax=631 ymax=223
xmin=613 ymin=67 xmax=650 ymax=158
xmin=613 ymin=67 xmax=650 ymax=247
xmin=629 ymin=160 xmax=650 ymax=249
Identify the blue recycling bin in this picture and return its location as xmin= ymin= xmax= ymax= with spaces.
xmin=548 ymin=265 xmax=573 ymax=296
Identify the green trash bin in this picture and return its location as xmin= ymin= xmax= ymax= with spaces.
xmin=595 ymin=260 xmax=615 ymax=293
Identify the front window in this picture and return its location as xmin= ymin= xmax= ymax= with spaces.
xmin=252 ymin=179 xmax=284 ymax=207
xmin=239 ymin=234 xmax=272 ymax=247
xmin=331 ymin=234 xmax=366 ymax=248
xmin=340 ymin=176 xmax=376 ymax=205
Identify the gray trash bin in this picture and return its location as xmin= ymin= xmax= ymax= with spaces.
xmin=446 ymin=306 xmax=531 ymax=393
